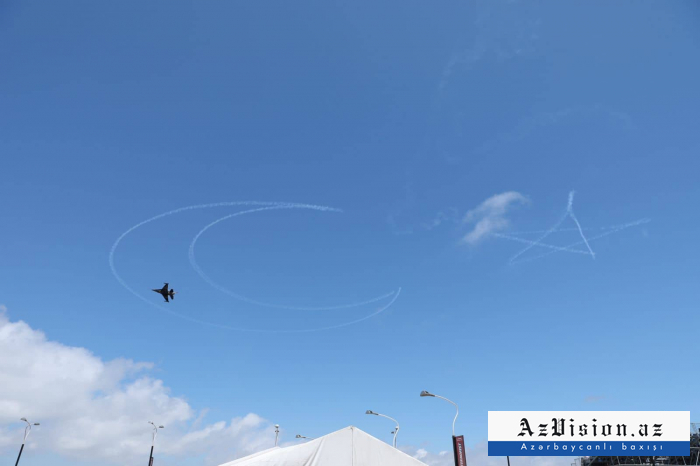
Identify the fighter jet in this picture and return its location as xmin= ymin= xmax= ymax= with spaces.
xmin=152 ymin=283 xmax=177 ymax=302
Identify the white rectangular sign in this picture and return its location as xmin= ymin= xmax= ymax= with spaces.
xmin=488 ymin=411 xmax=690 ymax=457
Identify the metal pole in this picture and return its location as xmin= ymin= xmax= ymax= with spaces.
xmin=16 ymin=419 xmax=37 ymax=466
xmin=430 ymin=394 xmax=459 ymax=437
xmin=376 ymin=414 xmax=399 ymax=448
xmin=507 ymin=456 xmax=511 ymax=466
xmin=14 ymin=444 xmax=24 ymax=466
xmin=365 ymin=411 xmax=400 ymax=448
xmin=420 ymin=392 xmax=464 ymax=465
xmin=148 ymin=422 xmax=163 ymax=465
xmin=275 ymin=425 xmax=280 ymax=446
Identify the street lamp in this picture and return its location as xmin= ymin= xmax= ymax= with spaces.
xmin=295 ymin=434 xmax=315 ymax=440
xmin=148 ymin=422 xmax=164 ymax=466
xmin=421 ymin=391 xmax=467 ymax=466
xmin=275 ymin=425 xmax=280 ymax=446
xmin=366 ymin=410 xmax=400 ymax=448
xmin=15 ymin=418 xmax=39 ymax=466
xmin=420 ymin=391 xmax=458 ymax=436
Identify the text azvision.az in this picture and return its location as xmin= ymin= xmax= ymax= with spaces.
xmin=518 ymin=418 xmax=663 ymax=438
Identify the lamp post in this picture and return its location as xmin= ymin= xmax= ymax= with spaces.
xmin=15 ymin=418 xmax=39 ymax=466
xmin=420 ymin=391 xmax=466 ymax=466
xmin=275 ymin=425 xmax=280 ymax=446
xmin=365 ymin=410 xmax=400 ymax=448
xmin=295 ymin=434 xmax=315 ymax=440
xmin=148 ymin=422 xmax=164 ymax=466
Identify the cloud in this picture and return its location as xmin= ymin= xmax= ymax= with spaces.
xmin=421 ymin=208 xmax=460 ymax=231
xmin=0 ymin=309 xmax=275 ymax=465
xmin=402 ymin=441 xmax=574 ymax=466
xmin=471 ymin=104 xmax=636 ymax=161
xmin=438 ymin=0 xmax=543 ymax=93
xmin=462 ymin=192 xmax=529 ymax=245
xmin=0 ymin=308 xmax=575 ymax=466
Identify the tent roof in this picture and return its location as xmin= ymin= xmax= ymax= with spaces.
xmin=218 ymin=426 xmax=428 ymax=466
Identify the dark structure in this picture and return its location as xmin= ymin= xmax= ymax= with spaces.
xmin=579 ymin=424 xmax=700 ymax=465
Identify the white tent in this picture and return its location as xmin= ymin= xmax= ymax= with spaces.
xmin=218 ymin=426 xmax=429 ymax=466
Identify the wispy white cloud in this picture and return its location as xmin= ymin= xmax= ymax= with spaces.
xmin=387 ymin=213 xmax=416 ymax=235
xmin=438 ymin=0 xmax=543 ymax=93
xmin=462 ymin=192 xmax=529 ymax=245
xmin=388 ymin=207 xmax=462 ymax=235
xmin=471 ymin=104 xmax=636 ymax=160
xmin=421 ymin=208 xmax=460 ymax=231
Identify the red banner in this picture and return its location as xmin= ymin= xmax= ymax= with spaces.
xmin=452 ymin=435 xmax=467 ymax=466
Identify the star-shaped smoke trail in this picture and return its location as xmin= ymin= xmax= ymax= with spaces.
xmin=493 ymin=191 xmax=650 ymax=265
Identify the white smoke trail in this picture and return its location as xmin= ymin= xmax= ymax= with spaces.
xmin=566 ymin=191 xmax=595 ymax=258
xmin=507 ymin=209 xmax=570 ymax=263
xmin=506 ymin=224 xmax=629 ymax=235
xmin=494 ymin=191 xmax=650 ymax=265
xmin=492 ymin=233 xmax=590 ymax=254
xmin=109 ymin=201 xmax=401 ymax=332
xmin=188 ymin=207 xmax=397 ymax=311
xmin=568 ymin=211 xmax=595 ymax=258
xmin=509 ymin=218 xmax=651 ymax=265
xmin=270 ymin=287 xmax=402 ymax=334
xmin=505 ymin=191 xmax=624 ymax=264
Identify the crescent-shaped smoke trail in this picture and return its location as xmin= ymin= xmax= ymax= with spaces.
xmin=108 ymin=201 xmax=401 ymax=332
xmin=188 ymin=206 xmax=397 ymax=311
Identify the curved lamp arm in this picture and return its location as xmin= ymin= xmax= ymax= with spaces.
xmin=366 ymin=411 xmax=400 ymax=448
xmin=149 ymin=422 xmax=164 ymax=447
xmin=20 ymin=419 xmax=39 ymax=443
xmin=434 ymin=394 xmax=458 ymax=437
xmin=420 ymin=391 xmax=459 ymax=437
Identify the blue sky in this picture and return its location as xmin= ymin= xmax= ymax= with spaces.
xmin=1 ymin=1 xmax=699 ymax=465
